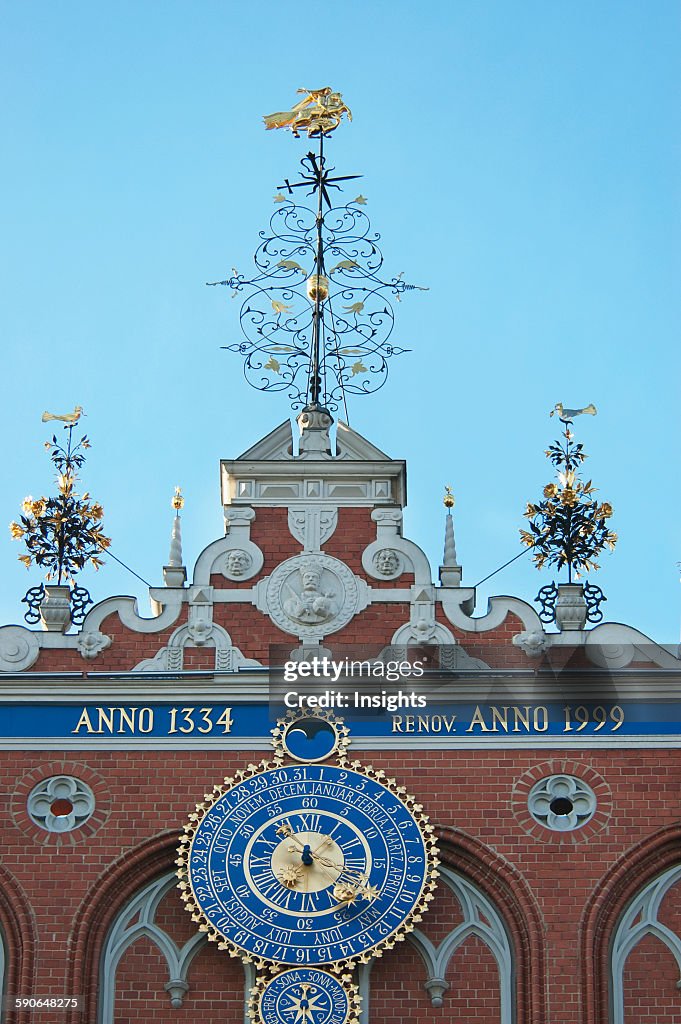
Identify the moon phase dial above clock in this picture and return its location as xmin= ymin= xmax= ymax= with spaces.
xmin=179 ymin=761 xmax=439 ymax=967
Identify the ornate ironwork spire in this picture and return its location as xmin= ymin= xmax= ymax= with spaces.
xmin=209 ymin=88 xmax=427 ymax=417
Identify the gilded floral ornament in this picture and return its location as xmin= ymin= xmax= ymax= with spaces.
xmin=520 ymin=408 xmax=616 ymax=584
xmin=10 ymin=415 xmax=111 ymax=588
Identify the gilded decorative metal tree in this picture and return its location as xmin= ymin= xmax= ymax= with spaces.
xmin=209 ymin=88 xmax=426 ymax=417
xmin=520 ymin=405 xmax=617 ymax=624
xmin=10 ymin=411 xmax=111 ymax=626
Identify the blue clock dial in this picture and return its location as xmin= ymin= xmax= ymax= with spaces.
xmin=255 ymin=968 xmax=354 ymax=1024
xmin=184 ymin=763 xmax=434 ymax=965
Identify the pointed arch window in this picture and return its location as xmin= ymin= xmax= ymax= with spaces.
xmin=97 ymin=871 xmax=251 ymax=1024
xmin=610 ymin=863 xmax=681 ymax=1023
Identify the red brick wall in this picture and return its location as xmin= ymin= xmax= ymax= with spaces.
xmin=113 ymin=935 xmax=245 ymax=1023
xmin=445 ymin=934 xmax=502 ymax=1023
xmin=369 ymin=942 xmax=432 ymax=1022
xmin=622 ymin=933 xmax=681 ymax=1023
xmin=0 ymin=748 xmax=677 ymax=1022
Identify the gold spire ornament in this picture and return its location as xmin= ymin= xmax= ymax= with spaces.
xmin=171 ymin=486 xmax=184 ymax=512
xmin=263 ymin=87 xmax=352 ymax=137
xmin=443 ymin=485 xmax=455 ymax=510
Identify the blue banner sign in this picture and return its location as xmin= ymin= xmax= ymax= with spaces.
xmin=0 ymin=700 xmax=679 ymax=741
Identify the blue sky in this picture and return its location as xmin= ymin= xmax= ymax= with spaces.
xmin=1 ymin=1 xmax=679 ymax=642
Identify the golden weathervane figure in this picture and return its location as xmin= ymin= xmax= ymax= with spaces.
xmin=263 ymin=87 xmax=352 ymax=137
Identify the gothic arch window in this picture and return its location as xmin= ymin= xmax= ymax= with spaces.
xmin=610 ymin=863 xmax=681 ymax=1023
xmin=359 ymin=866 xmax=514 ymax=1023
xmin=97 ymin=871 xmax=250 ymax=1024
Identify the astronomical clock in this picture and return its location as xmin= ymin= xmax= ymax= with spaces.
xmin=177 ymin=710 xmax=440 ymax=1024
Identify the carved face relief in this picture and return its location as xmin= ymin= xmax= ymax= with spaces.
xmin=373 ymin=548 xmax=402 ymax=577
xmin=224 ymin=549 xmax=253 ymax=578
xmin=265 ymin=554 xmax=362 ymax=639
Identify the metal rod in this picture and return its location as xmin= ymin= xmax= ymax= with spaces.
xmin=308 ymin=131 xmax=325 ymax=407
xmin=472 ymin=546 xmax=532 ymax=589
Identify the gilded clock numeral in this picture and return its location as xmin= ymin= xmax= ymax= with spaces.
xmin=295 ymin=813 xmax=321 ymax=832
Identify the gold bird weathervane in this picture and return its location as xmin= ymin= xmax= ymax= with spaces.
xmin=263 ymin=87 xmax=352 ymax=138
xmin=209 ymin=87 xmax=427 ymax=416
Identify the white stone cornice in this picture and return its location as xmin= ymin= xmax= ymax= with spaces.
xmin=439 ymin=589 xmax=544 ymax=634
xmin=82 ymin=590 xmax=185 ymax=635
xmin=585 ymin=622 xmax=681 ymax=669
xmin=221 ymin=458 xmax=406 ymax=508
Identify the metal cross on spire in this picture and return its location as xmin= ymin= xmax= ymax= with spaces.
xmin=209 ymin=88 xmax=428 ymax=416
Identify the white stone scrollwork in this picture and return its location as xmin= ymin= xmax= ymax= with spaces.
xmin=76 ymin=630 xmax=112 ymax=660
xmin=391 ymin=585 xmax=442 ymax=643
xmin=512 ymin=630 xmax=550 ymax=657
xmin=287 ymin=507 xmax=338 ymax=551
xmin=132 ymin=621 xmax=261 ymax=672
xmin=259 ymin=554 xmax=368 ymax=640
xmin=193 ymin=534 xmax=264 ymax=585
xmin=187 ymin=618 xmax=212 ymax=645
xmin=0 ymin=625 xmax=40 ymax=672
xmin=362 ymin=508 xmax=432 ymax=584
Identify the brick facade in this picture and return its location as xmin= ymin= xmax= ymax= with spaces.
xmin=0 ymin=420 xmax=679 ymax=1023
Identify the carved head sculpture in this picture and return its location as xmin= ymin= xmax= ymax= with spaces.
xmin=226 ymin=549 xmax=253 ymax=578
xmin=300 ymin=565 xmax=324 ymax=592
xmin=374 ymin=548 xmax=401 ymax=576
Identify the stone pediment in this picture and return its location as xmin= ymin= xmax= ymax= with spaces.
xmin=235 ymin=420 xmax=392 ymax=463
xmin=237 ymin=421 xmax=294 ymax=461
xmin=335 ymin=421 xmax=392 ymax=461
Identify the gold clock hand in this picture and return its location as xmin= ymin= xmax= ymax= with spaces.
xmin=311 ymin=834 xmax=333 ymax=855
xmin=277 ymin=821 xmax=379 ymax=900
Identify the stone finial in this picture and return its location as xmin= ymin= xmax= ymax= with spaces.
xmin=439 ymin=487 xmax=462 ymax=587
xmin=443 ymin=512 xmax=458 ymax=567
xmin=163 ymin=488 xmax=187 ymax=588
xmin=297 ymin=404 xmax=333 ymax=458
xmin=168 ymin=514 xmax=183 ymax=568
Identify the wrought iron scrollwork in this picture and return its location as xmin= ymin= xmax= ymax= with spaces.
xmin=21 ymin=583 xmax=92 ymax=626
xmin=536 ymin=582 xmax=558 ymax=624
xmin=22 ymin=584 xmax=45 ymax=625
xmin=210 ymin=145 xmax=425 ymax=413
xmin=583 ymin=581 xmax=606 ymax=623
xmin=535 ymin=579 xmax=606 ymax=626
xmin=71 ymin=585 xmax=93 ymax=626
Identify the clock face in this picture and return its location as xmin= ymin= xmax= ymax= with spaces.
xmin=185 ymin=763 xmax=434 ymax=965
xmin=254 ymin=968 xmax=356 ymax=1024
